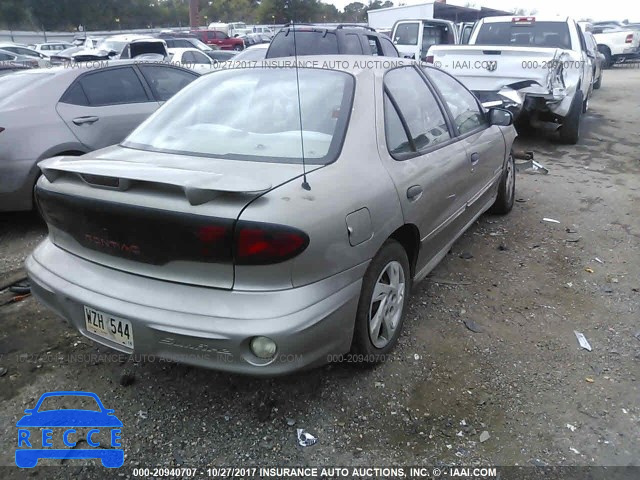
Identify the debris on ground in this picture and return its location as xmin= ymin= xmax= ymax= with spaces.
xmin=585 ymin=267 xmax=594 ymax=274
xmin=0 ymin=367 xmax=7 ymax=377
xmin=463 ymin=319 xmax=484 ymax=333
xmin=296 ymin=429 xmax=317 ymax=447
xmin=9 ymin=279 xmax=31 ymax=295
xmin=569 ymin=447 xmax=580 ymax=455
xmin=574 ymin=331 xmax=592 ymax=351
xmin=427 ymin=278 xmax=472 ymax=286
xmin=459 ymin=252 xmax=474 ymax=260
xmin=634 ymin=331 xmax=640 ymax=342
xmin=374 ymin=381 xmax=385 ymax=388
xmin=566 ymin=424 xmax=576 ymax=432
xmin=479 ymin=431 xmax=490 ymax=443
xmin=286 ymin=418 xmax=296 ymax=427
xmin=586 ymin=377 xmax=594 ymax=383
xmin=543 ymin=218 xmax=560 ymax=224
xmin=498 ymin=244 xmax=509 ymax=251
xmin=119 ymin=371 xmax=136 ymax=387
xmin=594 ymin=258 xmax=604 ymax=264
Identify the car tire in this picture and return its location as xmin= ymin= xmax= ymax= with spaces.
xmin=593 ymin=73 xmax=602 ymax=90
xmin=489 ymin=153 xmax=515 ymax=215
xmin=352 ymin=239 xmax=411 ymax=362
xmin=599 ymin=46 xmax=612 ymax=69
xmin=559 ymin=90 xmax=583 ymax=145
xmin=234 ymin=45 xmax=243 ymax=51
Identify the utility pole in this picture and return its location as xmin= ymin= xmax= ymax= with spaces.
xmin=189 ymin=0 xmax=199 ymax=29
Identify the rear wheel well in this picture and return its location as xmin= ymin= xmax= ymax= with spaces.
xmin=389 ymin=224 xmax=420 ymax=278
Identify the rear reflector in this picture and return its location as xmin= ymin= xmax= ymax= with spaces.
xmin=626 ymin=34 xmax=633 ymax=43
xmin=512 ymin=16 xmax=535 ymax=23
xmin=235 ymin=222 xmax=309 ymax=265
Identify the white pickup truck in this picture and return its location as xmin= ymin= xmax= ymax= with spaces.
xmin=591 ymin=25 xmax=640 ymax=68
xmin=429 ymin=16 xmax=594 ymax=144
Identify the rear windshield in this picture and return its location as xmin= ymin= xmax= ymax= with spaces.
xmin=475 ymin=21 xmax=572 ymax=49
xmin=123 ymin=68 xmax=354 ymax=164
xmin=267 ymin=31 xmax=339 ymax=57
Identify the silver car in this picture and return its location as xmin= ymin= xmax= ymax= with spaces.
xmin=0 ymin=60 xmax=199 ymax=211
xmin=26 ymin=57 xmax=517 ymax=375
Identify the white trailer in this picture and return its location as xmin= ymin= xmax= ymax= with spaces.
xmin=367 ymin=3 xmax=435 ymax=31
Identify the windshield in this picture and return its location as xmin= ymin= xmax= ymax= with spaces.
xmin=123 ymin=68 xmax=354 ymax=164
xmin=191 ymin=38 xmax=212 ymax=51
xmin=475 ymin=21 xmax=572 ymax=49
xmin=394 ymin=23 xmax=420 ymax=46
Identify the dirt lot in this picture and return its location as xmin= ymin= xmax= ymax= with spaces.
xmin=1 ymin=67 xmax=639 ymax=477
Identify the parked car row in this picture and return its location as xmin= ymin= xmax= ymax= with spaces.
xmin=0 ymin=22 xmax=521 ymax=375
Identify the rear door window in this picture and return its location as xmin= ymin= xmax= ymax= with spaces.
xmin=138 ymin=65 xmax=198 ymax=102
xmin=78 ymin=67 xmax=150 ymax=106
xmin=384 ymin=67 xmax=451 ymax=157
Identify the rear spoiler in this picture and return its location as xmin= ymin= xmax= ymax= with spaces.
xmin=39 ymin=156 xmax=272 ymax=206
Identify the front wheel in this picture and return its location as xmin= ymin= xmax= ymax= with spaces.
xmin=489 ymin=153 xmax=515 ymax=215
xmin=352 ymin=240 xmax=411 ymax=361
xmin=233 ymin=45 xmax=243 ymax=51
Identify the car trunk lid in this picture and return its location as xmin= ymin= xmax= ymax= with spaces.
xmin=36 ymin=149 xmax=312 ymax=289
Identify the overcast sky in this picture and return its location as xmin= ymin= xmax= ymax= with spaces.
xmin=327 ymin=0 xmax=640 ymax=22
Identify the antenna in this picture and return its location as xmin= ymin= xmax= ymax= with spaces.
xmin=288 ymin=2 xmax=311 ymax=191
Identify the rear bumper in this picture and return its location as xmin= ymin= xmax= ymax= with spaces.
xmin=26 ymin=240 xmax=364 ymax=375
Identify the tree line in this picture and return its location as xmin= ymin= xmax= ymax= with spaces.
xmin=0 ymin=0 xmax=394 ymax=31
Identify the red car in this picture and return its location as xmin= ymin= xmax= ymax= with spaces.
xmin=190 ymin=30 xmax=244 ymax=51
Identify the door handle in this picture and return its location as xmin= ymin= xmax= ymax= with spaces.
xmin=406 ymin=185 xmax=423 ymax=201
xmin=72 ymin=116 xmax=99 ymax=125
xmin=470 ymin=152 xmax=480 ymax=165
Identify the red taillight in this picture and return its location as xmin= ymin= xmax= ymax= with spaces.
xmin=197 ymin=225 xmax=229 ymax=257
xmin=426 ymin=55 xmax=434 ymax=64
xmin=625 ymin=34 xmax=633 ymax=43
xmin=235 ymin=223 xmax=309 ymax=265
xmin=512 ymin=16 xmax=535 ymax=23
xmin=0 ymin=127 xmax=4 ymax=134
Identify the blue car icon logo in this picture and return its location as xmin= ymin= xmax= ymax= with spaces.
xmin=16 ymin=391 xmax=123 ymax=468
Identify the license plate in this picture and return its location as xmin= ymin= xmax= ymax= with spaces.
xmin=83 ymin=306 xmax=134 ymax=349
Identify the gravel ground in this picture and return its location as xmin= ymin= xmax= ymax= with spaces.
xmin=0 ymin=68 xmax=639 ymax=478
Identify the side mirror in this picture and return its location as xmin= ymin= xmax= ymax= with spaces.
xmin=489 ymin=108 xmax=513 ymax=127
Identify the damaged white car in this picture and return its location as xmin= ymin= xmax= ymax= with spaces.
xmin=429 ymin=16 xmax=593 ymax=144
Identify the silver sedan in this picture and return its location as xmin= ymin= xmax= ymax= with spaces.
xmin=0 ymin=60 xmax=199 ymax=211
xmin=26 ymin=56 xmax=517 ymax=375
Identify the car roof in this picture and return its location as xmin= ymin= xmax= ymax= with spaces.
xmin=480 ymin=15 xmax=571 ymax=23
xmin=246 ymin=43 xmax=270 ymax=50
xmin=229 ymin=54 xmax=413 ymax=75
